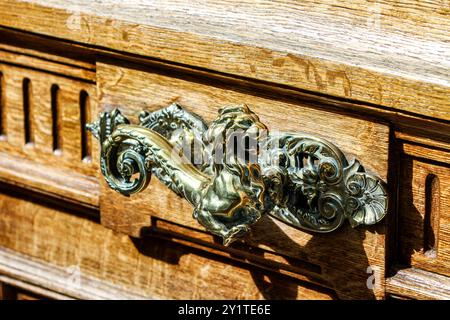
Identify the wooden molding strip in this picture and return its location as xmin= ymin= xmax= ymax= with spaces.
xmin=0 ymin=247 xmax=153 ymax=300
xmin=0 ymin=274 xmax=73 ymax=300
xmin=0 ymin=152 xmax=99 ymax=207
xmin=0 ymin=47 xmax=95 ymax=82
xmin=386 ymin=267 xmax=450 ymax=300
xmin=401 ymin=142 xmax=450 ymax=165
xmin=0 ymin=0 xmax=448 ymax=122
xmin=395 ymin=131 xmax=450 ymax=153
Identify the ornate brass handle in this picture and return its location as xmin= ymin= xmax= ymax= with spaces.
xmin=87 ymin=104 xmax=387 ymax=246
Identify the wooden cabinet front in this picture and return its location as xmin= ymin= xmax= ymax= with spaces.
xmin=0 ymin=0 xmax=449 ymax=301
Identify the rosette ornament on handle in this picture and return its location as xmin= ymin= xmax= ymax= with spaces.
xmin=88 ymin=103 xmax=388 ymax=246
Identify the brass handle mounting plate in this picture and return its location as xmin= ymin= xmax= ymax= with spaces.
xmin=88 ymin=104 xmax=388 ymax=245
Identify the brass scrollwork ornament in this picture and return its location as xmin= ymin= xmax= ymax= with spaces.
xmin=88 ymin=103 xmax=388 ymax=246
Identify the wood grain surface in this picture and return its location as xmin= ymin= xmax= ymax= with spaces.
xmin=0 ymin=188 xmax=337 ymax=300
xmin=387 ymin=267 xmax=450 ymax=300
xmin=0 ymin=0 xmax=449 ymax=300
xmin=0 ymin=0 xmax=448 ymax=121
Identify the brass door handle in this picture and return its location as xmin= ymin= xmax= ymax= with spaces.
xmin=87 ymin=104 xmax=388 ymax=245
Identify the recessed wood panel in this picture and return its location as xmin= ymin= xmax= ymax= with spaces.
xmin=96 ymin=60 xmax=390 ymax=299
xmin=398 ymin=142 xmax=450 ymax=276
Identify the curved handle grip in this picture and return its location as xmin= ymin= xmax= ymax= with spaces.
xmin=88 ymin=103 xmax=388 ymax=246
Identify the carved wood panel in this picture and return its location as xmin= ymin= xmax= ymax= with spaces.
xmin=0 ymin=49 xmax=99 ymax=207
xmin=95 ymin=60 xmax=390 ymax=299
xmin=398 ymin=141 xmax=450 ymax=277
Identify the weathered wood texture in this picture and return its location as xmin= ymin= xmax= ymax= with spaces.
xmin=0 ymin=0 xmax=448 ymax=121
xmin=397 ymin=140 xmax=450 ymax=277
xmin=0 ymin=189 xmax=336 ymax=300
xmin=96 ymin=60 xmax=389 ymax=299
xmin=386 ymin=267 xmax=450 ymax=300
xmin=0 ymin=1 xmax=449 ymax=301
xmin=0 ymin=49 xmax=99 ymax=207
